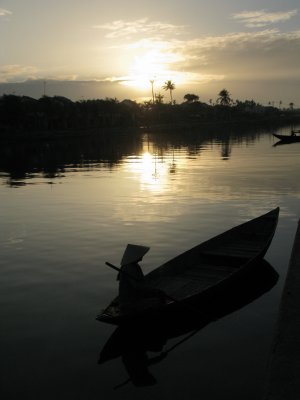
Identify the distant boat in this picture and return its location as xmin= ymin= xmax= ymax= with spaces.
xmin=97 ymin=208 xmax=279 ymax=325
xmin=273 ymin=132 xmax=300 ymax=143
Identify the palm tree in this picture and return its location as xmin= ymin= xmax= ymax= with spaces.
xmin=216 ymin=89 xmax=232 ymax=106
xmin=162 ymin=80 xmax=175 ymax=104
xmin=150 ymin=80 xmax=155 ymax=104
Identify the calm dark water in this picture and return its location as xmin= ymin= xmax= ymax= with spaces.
xmin=0 ymin=125 xmax=300 ymax=399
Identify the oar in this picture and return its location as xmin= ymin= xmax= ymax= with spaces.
xmin=105 ymin=261 xmax=208 ymax=316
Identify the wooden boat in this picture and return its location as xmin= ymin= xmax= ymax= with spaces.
xmin=273 ymin=133 xmax=300 ymax=142
xmin=97 ymin=208 xmax=279 ymax=325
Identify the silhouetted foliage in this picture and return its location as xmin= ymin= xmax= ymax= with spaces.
xmin=0 ymin=91 xmax=299 ymax=135
xmin=162 ymin=80 xmax=176 ymax=104
xmin=216 ymin=89 xmax=233 ymax=106
xmin=184 ymin=94 xmax=199 ymax=103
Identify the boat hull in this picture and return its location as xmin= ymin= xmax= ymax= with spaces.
xmin=97 ymin=208 xmax=279 ymax=325
xmin=273 ymin=133 xmax=300 ymax=142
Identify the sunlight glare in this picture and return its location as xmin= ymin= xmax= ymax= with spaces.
xmin=121 ymin=44 xmax=187 ymax=91
xmin=140 ymin=152 xmax=166 ymax=191
xmin=124 ymin=51 xmax=167 ymax=89
xmin=124 ymin=151 xmax=169 ymax=193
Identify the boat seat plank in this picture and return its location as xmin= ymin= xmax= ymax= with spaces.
xmin=147 ymin=263 xmax=237 ymax=290
xmin=169 ymin=280 xmax=217 ymax=299
xmin=181 ymin=270 xmax=234 ymax=281
xmin=187 ymin=264 xmax=237 ymax=274
xmin=202 ymin=239 xmax=263 ymax=252
xmin=201 ymin=248 xmax=259 ymax=258
xmin=148 ymin=272 xmax=223 ymax=296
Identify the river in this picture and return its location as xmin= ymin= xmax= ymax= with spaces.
xmin=1 ymin=124 xmax=299 ymax=399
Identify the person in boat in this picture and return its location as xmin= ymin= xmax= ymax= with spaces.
xmin=117 ymin=244 xmax=166 ymax=311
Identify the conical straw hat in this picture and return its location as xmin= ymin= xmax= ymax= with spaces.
xmin=120 ymin=244 xmax=150 ymax=266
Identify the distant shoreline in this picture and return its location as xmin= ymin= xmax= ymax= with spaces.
xmin=1 ymin=94 xmax=300 ymax=140
xmin=1 ymin=115 xmax=300 ymax=141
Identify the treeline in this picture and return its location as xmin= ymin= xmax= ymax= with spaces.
xmin=0 ymin=93 xmax=299 ymax=133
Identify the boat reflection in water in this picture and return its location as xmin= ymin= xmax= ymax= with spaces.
xmin=98 ymin=260 xmax=278 ymax=388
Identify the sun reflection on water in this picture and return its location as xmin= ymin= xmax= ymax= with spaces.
xmin=124 ymin=150 xmax=171 ymax=193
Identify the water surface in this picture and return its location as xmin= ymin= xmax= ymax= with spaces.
xmin=1 ymin=125 xmax=299 ymax=399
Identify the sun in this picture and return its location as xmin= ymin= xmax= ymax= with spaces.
xmin=120 ymin=44 xmax=187 ymax=91
xmin=117 ymin=38 xmax=190 ymax=95
xmin=121 ymin=50 xmax=167 ymax=90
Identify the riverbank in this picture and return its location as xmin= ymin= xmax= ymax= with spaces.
xmin=1 ymin=115 xmax=300 ymax=141
xmin=263 ymin=219 xmax=300 ymax=399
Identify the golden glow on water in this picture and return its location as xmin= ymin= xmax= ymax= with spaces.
xmin=113 ymin=132 xmax=300 ymax=215
xmin=124 ymin=151 xmax=171 ymax=193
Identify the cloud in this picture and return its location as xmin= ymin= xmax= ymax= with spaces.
xmin=92 ymin=15 xmax=299 ymax=90
xmin=0 ymin=8 xmax=12 ymax=17
xmin=175 ymin=29 xmax=300 ymax=81
xmin=0 ymin=64 xmax=81 ymax=83
xmin=93 ymin=18 xmax=186 ymax=39
xmin=93 ymin=24 xmax=300 ymax=91
xmin=1 ymin=16 xmax=299 ymax=106
xmin=0 ymin=65 xmax=38 ymax=83
xmin=232 ymin=9 xmax=298 ymax=28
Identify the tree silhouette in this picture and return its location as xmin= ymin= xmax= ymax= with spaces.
xmin=155 ymin=93 xmax=164 ymax=104
xmin=184 ymin=94 xmax=199 ymax=103
xmin=0 ymin=92 xmax=297 ymax=134
xmin=162 ymin=80 xmax=175 ymax=104
xmin=216 ymin=89 xmax=233 ymax=106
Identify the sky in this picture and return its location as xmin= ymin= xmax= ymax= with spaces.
xmin=1 ymin=0 xmax=300 ymax=106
